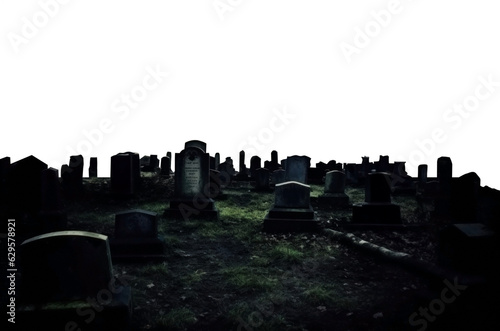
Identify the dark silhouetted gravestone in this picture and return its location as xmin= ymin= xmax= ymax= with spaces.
xmin=438 ymin=223 xmax=496 ymax=274
xmin=39 ymin=167 xmax=67 ymax=233
xmin=110 ymin=209 xmax=165 ymax=261
xmin=214 ymin=152 xmax=220 ymax=170
xmin=285 ymin=155 xmax=311 ymax=184
xmin=250 ymin=155 xmax=261 ymax=179
xmin=218 ymin=157 xmax=236 ymax=186
xmin=160 ymin=156 xmax=172 ymax=178
xmin=451 ymin=172 xmax=481 ymax=223
xmin=111 ymin=152 xmax=140 ymax=196
xmin=6 ymin=155 xmax=47 ymax=220
xmin=263 ymin=181 xmax=318 ymax=233
xmin=235 ymin=150 xmax=249 ymax=180
xmin=434 ymin=156 xmax=453 ymax=217
xmin=61 ymin=155 xmax=84 ymax=197
xmin=417 ymin=164 xmax=428 ymax=193
xmin=377 ymin=155 xmax=389 ymax=172
xmin=141 ymin=154 xmax=159 ymax=172
xmin=254 ymin=168 xmax=271 ymax=191
xmin=89 ymin=157 xmax=98 ymax=177
xmin=18 ymin=231 xmax=132 ymax=330
xmin=264 ymin=150 xmax=280 ymax=173
xmin=352 ymin=172 xmax=401 ymax=224
xmin=165 ymin=141 xmax=219 ymax=220
xmin=318 ymin=170 xmax=350 ymax=208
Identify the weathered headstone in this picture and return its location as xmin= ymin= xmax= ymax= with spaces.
xmin=263 ymin=181 xmax=318 ymax=233
xmin=218 ymin=157 xmax=236 ymax=184
xmin=111 ymin=152 xmax=141 ymax=196
xmin=110 ymin=209 xmax=165 ymax=261
xmin=318 ymin=170 xmax=350 ymax=207
xmin=160 ymin=156 xmax=172 ymax=178
xmin=271 ymin=168 xmax=286 ymax=185
xmin=235 ymin=150 xmax=249 ymax=180
xmin=451 ymin=172 xmax=481 ymax=223
xmin=264 ymin=150 xmax=280 ymax=173
xmin=352 ymin=172 xmax=401 ymax=224
xmin=89 ymin=157 xmax=98 ymax=178
xmin=185 ymin=139 xmax=207 ymax=152
xmin=165 ymin=142 xmax=219 ymax=220
xmin=254 ymin=168 xmax=271 ymax=191
xmin=61 ymin=155 xmax=84 ymax=197
xmin=18 ymin=231 xmax=132 ymax=330
xmin=285 ymin=155 xmax=311 ymax=183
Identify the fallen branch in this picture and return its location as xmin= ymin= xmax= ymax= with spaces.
xmin=322 ymin=228 xmax=487 ymax=286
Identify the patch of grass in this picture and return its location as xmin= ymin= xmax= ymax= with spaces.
xmin=138 ymin=262 xmax=168 ymax=276
xmin=269 ymin=242 xmax=305 ymax=263
xmin=156 ymin=307 xmax=197 ymax=330
xmin=182 ymin=269 xmax=207 ymax=284
xmin=222 ymin=266 xmax=279 ymax=292
xmin=301 ymin=284 xmax=336 ymax=305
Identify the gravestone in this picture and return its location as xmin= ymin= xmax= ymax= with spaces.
xmin=451 ymin=172 xmax=481 ymax=223
xmin=250 ymin=156 xmax=261 ymax=179
xmin=285 ymin=155 xmax=311 ymax=183
xmin=18 ymin=231 xmax=132 ymax=330
xmin=264 ymin=150 xmax=280 ymax=173
xmin=217 ymin=157 xmax=236 ymax=185
xmin=140 ymin=155 xmax=159 ymax=172
xmin=438 ymin=223 xmax=496 ymax=274
xmin=165 ymin=142 xmax=219 ymax=220
xmin=271 ymin=168 xmax=286 ymax=185
xmin=39 ymin=167 xmax=67 ymax=233
xmin=6 ymin=155 xmax=47 ymax=220
xmin=160 ymin=156 xmax=172 ymax=178
xmin=377 ymin=155 xmax=389 ymax=172
xmin=434 ymin=156 xmax=453 ymax=217
xmin=61 ymin=155 xmax=84 ymax=197
xmin=214 ymin=152 xmax=220 ymax=170
xmin=185 ymin=139 xmax=206 ymax=151
xmin=89 ymin=157 xmax=98 ymax=177
xmin=417 ymin=164 xmax=428 ymax=193
xmin=110 ymin=209 xmax=165 ymax=261
xmin=318 ymin=170 xmax=350 ymax=207
xmin=263 ymin=181 xmax=318 ymax=233
xmin=111 ymin=152 xmax=141 ymax=196
xmin=352 ymin=172 xmax=401 ymax=224
xmin=254 ymin=168 xmax=271 ymax=191
xmin=236 ymin=150 xmax=249 ymax=180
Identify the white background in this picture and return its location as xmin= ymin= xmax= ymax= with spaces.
xmin=1 ymin=0 xmax=499 ymax=188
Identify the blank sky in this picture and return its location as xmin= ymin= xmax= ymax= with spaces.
xmin=1 ymin=0 xmax=499 ymax=188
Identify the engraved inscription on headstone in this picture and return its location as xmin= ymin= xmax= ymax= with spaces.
xmin=183 ymin=151 xmax=202 ymax=197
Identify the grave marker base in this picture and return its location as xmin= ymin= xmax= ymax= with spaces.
xmin=165 ymin=198 xmax=219 ymax=220
xmin=263 ymin=205 xmax=319 ymax=233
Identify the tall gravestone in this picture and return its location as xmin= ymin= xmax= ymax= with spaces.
xmin=264 ymin=150 xmax=280 ymax=173
xmin=18 ymin=231 xmax=132 ymax=330
xmin=61 ymin=155 xmax=84 ymax=197
xmin=110 ymin=209 xmax=165 ymax=261
xmin=89 ymin=157 xmax=98 ymax=178
xmin=250 ymin=156 xmax=261 ymax=179
xmin=160 ymin=156 xmax=172 ymax=178
xmin=352 ymin=172 xmax=401 ymax=224
xmin=285 ymin=155 xmax=310 ymax=184
xmin=417 ymin=164 xmax=428 ymax=193
xmin=236 ymin=150 xmax=249 ymax=180
xmin=318 ymin=170 xmax=350 ymax=207
xmin=451 ymin=172 xmax=481 ymax=223
xmin=111 ymin=152 xmax=140 ymax=196
xmin=263 ymin=181 xmax=318 ymax=233
xmin=435 ymin=156 xmax=453 ymax=217
xmin=39 ymin=167 xmax=67 ymax=233
xmin=165 ymin=141 xmax=219 ymax=220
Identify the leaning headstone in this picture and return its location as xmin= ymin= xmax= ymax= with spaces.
xmin=318 ymin=170 xmax=350 ymax=208
xmin=254 ymin=168 xmax=271 ymax=191
xmin=110 ymin=209 xmax=165 ymax=261
xmin=165 ymin=142 xmax=219 ymax=220
xmin=18 ymin=231 xmax=132 ymax=330
xmin=285 ymin=155 xmax=311 ymax=183
xmin=111 ymin=152 xmax=141 ymax=196
xmin=39 ymin=167 xmax=67 ymax=233
xmin=352 ymin=172 xmax=401 ymax=224
xmin=61 ymin=155 xmax=84 ymax=197
xmin=263 ymin=181 xmax=318 ymax=233
xmin=89 ymin=157 xmax=98 ymax=178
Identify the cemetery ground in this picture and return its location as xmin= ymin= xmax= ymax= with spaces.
xmin=44 ymin=174 xmax=500 ymax=330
